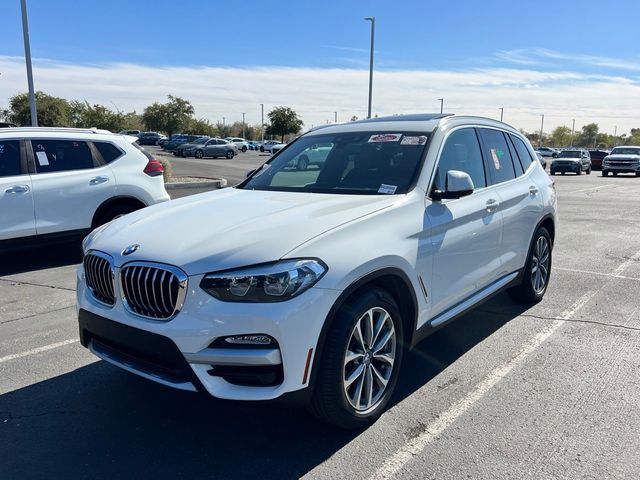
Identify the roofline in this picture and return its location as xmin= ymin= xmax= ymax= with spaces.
xmin=0 ymin=127 xmax=113 ymax=134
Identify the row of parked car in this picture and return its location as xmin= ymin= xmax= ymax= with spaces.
xmin=543 ymin=146 xmax=640 ymax=177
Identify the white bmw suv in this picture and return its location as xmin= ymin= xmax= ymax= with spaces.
xmin=77 ymin=114 xmax=556 ymax=428
xmin=0 ymin=127 xmax=170 ymax=249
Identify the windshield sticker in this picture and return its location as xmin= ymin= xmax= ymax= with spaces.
xmin=490 ymin=148 xmax=503 ymax=170
xmin=400 ymin=136 xmax=427 ymax=146
xmin=378 ymin=184 xmax=398 ymax=195
xmin=36 ymin=151 xmax=50 ymax=166
xmin=368 ymin=133 xmax=402 ymax=143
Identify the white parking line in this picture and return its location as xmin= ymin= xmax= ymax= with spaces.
xmin=555 ymin=266 xmax=640 ymax=282
xmin=0 ymin=339 xmax=78 ymax=364
xmin=370 ymin=292 xmax=593 ymax=480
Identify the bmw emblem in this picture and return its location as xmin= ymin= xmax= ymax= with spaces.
xmin=122 ymin=244 xmax=140 ymax=256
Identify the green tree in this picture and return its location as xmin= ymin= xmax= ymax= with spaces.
xmin=6 ymin=91 xmax=71 ymax=126
xmin=215 ymin=121 xmax=231 ymax=138
xmin=265 ymin=106 xmax=303 ymax=142
xmin=68 ymin=101 xmax=130 ymax=132
xmin=142 ymin=95 xmax=194 ymax=137
xmin=549 ymin=126 xmax=571 ymax=147
xmin=184 ymin=118 xmax=218 ymax=136
xmin=576 ymin=123 xmax=599 ymax=148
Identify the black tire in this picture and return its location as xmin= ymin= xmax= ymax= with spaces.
xmin=93 ymin=203 xmax=140 ymax=229
xmin=173 ymin=151 xmax=179 ymax=157
xmin=309 ymin=288 xmax=404 ymax=429
xmin=587 ymin=166 xmax=591 ymax=175
xmin=576 ymin=168 xmax=581 ymax=175
xmin=603 ymin=171 xmax=609 ymax=177
xmin=613 ymin=172 xmax=618 ymax=176
xmin=260 ymin=146 xmax=265 ymax=152
xmin=195 ymin=150 xmax=203 ymax=159
xmin=181 ymin=151 xmax=186 ymax=158
xmin=508 ymin=226 xmax=552 ymax=304
xmin=297 ymin=155 xmax=310 ymax=171
xmin=226 ymin=150 xmax=235 ymax=159
xmin=550 ymin=170 xmax=555 ymax=175
xmin=241 ymin=146 xmax=247 ymax=152
xmin=561 ymin=172 xmax=565 ymax=175
xmin=636 ymin=172 xmax=640 ymax=177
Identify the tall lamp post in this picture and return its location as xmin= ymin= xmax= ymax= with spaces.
xmin=539 ymin=114 xmax=545 ymax=147
xmin=499 ymin=107 xmax=504 ymax=122
xmin=570 ymin=119 xmax=575 ymax=147
xmin=438 ymin=98 xmax=444 ymax=114
xmin=20 ymin=0 xmax=37 ymax=126
xmin=260 ymin=103 xmax=264 ymax=143
xmin=242 ymin=112 xmax=245 ymax=139
xmin=364 ymin=17 xmax=375 ymax=119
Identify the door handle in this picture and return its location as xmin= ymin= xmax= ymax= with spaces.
xmin=485 ymin=198 xmax=499 ymax=213
xmin=89 ymin=176 xmax=109 ymax=185
xmin=529 ymin=185 xmax=539 ymax=196
xmin=5 ymin=185 xmax=30 ymax=194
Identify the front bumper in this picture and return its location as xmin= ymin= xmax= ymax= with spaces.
xmin=551 ymin=162 xmax=581 ymax=173
xmin=76 ymin=264 xmax=341 ymax=401
xmin=603 ymin=163 xmax=640 ymax=173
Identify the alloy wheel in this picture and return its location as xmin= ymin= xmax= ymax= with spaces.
xmin=343 ymin=307 xmax=396 ymax=413
xmin=531 ymin=236 xmax=550 ymax=294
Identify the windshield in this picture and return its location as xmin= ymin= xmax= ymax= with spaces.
xmin=560 ymin=151 xmax=581 ymax=158
xmin=611 ymin=147 xmax=640 ymax=155
xmin=240 ymin=131 xmax=429 ymax=195
xmin=191 ymin=137 xmax=209 ymax=144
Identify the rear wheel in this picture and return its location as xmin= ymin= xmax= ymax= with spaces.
xmin=226 ymin=150 xmax=235 ymax=159
xmin=309 ymin=288 xmax=404 ymax=429
xmin=613 ymin=172 xmax=618 ymax=176
xmin=603 ymin=171 xmax=609 ymax=177
xmin=241 ymin=146 xmax=247 ymax=152
xmin=93 ymin=203 xmax=141 ymax=229
xmin=508 ymin=226 xmax=552 ymax=303
xmin=195 ymin=150 xmax=203 ymax=159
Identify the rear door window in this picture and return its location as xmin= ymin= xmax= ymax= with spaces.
xmin=30 ymin=139 xmax=95 ymax=173
xmin=478 ymin=129 xmax=516 ymax=185
xmin=0 ymin=140 xmax=22 ymax=177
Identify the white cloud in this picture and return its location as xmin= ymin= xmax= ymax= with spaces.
xmin=1 ymin=55 xmax=639 ymax=134
xmin=498 ymin=48 xmax=640 ymax=73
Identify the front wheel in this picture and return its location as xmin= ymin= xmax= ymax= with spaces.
xmin=195 ymin=150 xmax=203 ymax=159
xmin=603 ymin=171 xmax=609 ymax=177
xmin=260 ymin=146 xmax=265 ymax=152
xmin=587 ymin=167 xmax=591 ymax=175
xmin=297 ymin=155 xmax=310 ymax=170
xmin=226 ymin=150 xmax=235 ymax=159
xmin=309 ymin=288 xmax=404 ymax=429
xmin=508 ymin=226 xmax=552 ymax=303
xmin=241 ymin=146 xmax=247 ymax=152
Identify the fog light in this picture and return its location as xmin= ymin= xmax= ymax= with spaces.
xmin=224 ymin=335 xmax=272 ymax=346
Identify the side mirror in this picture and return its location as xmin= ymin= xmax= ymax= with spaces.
xmin=432 ymin=170 xmax=474 ymax=200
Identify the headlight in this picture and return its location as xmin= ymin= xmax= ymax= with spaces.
xmin=200 ymin=259 xmax=327 ymax=302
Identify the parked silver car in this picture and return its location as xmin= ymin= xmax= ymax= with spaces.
xmin=191 ymin=138 xmax=238 ymax=159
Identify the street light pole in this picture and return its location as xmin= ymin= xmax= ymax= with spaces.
xmin=364 ymin=17 xmax=375 ymax=119
xmin=242 ymin=112 xmax=245 ymax=139
xmin=438 ymin=98 xmax=444 ymax=114
xmin=539 ymin=114 xmax=545 ymax=147
xmin=260 ymin=103 xmax=264 ymax=143
xmin=499 ymin=107 xmax=504 ymax=122
xmin=334 ymin=111 xmax=337 ymax=123
xmin=20 ymin=0 xmax=37 ymax=126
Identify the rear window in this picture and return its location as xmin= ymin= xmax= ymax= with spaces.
xmin=0 ymin=140 xmax=21 ymax=177
xmin=94 ymin=142 xmax=124 ymax=163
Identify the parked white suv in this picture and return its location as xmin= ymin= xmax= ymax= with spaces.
xmin=77 ymin=114 xmax=556 ymax=428
xmin=0 ymin=127 xmax=170 ymax=248
xmin=225 ymin=137 xmax=249 ymax=152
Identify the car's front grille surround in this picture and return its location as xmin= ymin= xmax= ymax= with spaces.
xmin=83 ymin=251 xmax=116 ymax=306
xmin=119 ymin=262 xmax=188 ymax=321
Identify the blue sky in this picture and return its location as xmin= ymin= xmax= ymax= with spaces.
xmin=2 ymin=0 xmax=638 ymax=71
xmin=1 ymin=0 xmax=639 ymax=132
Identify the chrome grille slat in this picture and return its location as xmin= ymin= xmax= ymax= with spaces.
xmin=83 ymin=252 xmax=115 ymax=306
xmin=120 ymin=263 xmax=186 ymax=321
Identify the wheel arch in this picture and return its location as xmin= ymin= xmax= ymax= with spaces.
xmin=308 ymin=267 xmax=419 ymax=393
xmin=91 ymin=196 xmax=147 ymax=229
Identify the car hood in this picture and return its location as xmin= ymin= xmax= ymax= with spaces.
xmin=553 ymin=157 xmax=581 ymax=161
xmin=606 ymin=154 xmax=640 ymax=161
xmin=87 ymin=188 xmax=397 ymax=275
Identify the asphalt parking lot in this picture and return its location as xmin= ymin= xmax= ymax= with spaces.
xmin=2 ymin=172 xmax=640 ymax=479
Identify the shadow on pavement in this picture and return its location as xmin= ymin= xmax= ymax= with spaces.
xmin=0 ymin=241 xmax=83 ymax=277
xmin=0 ymin=294 xmax=529 ymax=480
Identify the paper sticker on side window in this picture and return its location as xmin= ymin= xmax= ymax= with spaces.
xmin=378 ymin=184 xmax=397 ymax=194
xmin=490 ymin=148 xmax=502 ymax=170
xmin=400 ymin=136 xmax=427 ymax=145
xmin=368 ymin=133 xmax=402 ymax=143
xmin=36 ymin=151 xmax=49 ymax=166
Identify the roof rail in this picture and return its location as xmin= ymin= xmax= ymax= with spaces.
xmin=0 ymin=127 xmax=113 ymax=134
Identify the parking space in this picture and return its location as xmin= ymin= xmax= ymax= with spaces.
xmin=2 ymin=173 xmax=640 ymax=479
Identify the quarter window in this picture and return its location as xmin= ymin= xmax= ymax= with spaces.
xmin=31 ymin=139 xmax=94 ymax=173
xmin=510 ymin=134 xmax=535 ymax=171
xmin=0 ymin=140 xmax=21 ymax=177
xmin=478 ymin=129 xmax=516 ymax=185
xmin=94 ymin=142 xmax=123 ymax=164
xmin=434 ymin=128 xmax=486 ymax=191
